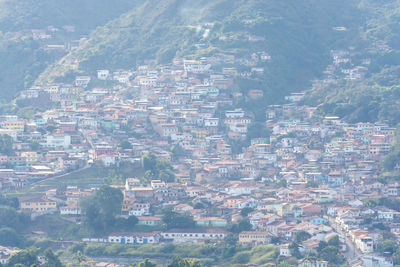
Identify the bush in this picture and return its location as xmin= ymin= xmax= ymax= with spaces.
xmin=233 ymin=251 xmax=251 ymax=264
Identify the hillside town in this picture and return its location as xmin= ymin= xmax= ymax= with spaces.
xmin=0 ymin=49 xmax=399 ymax=267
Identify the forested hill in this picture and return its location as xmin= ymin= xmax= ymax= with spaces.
xmin=0 ymin=0 xmax=399 ymax=125
xmin=0 ymin=0 xmax=145 ymax=102
xmin=37 ymin=0 xmax=364 ymax=104
xmin=0 ymin=0 xmax=145 ymax=34
xmin=306 ymin=0 xmax=400 ymax=125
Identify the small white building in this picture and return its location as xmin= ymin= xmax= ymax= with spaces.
xmin=60 ymin=204 xmax=81 ymax=215
xmin=161 ymin=229 xmax=227 ymax=243
xmin=97 ymin=70 xmax=110 ymax=80
xmin=45 ymin=135 xmax=71 ymax=148
xmin=108 ymin=232 xmax=160 ymax=244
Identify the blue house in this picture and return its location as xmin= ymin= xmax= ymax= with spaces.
xmin=309 ymin=217 xmax=328 ymax=225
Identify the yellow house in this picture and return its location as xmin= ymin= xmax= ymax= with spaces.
xmin=1 ymin=120 xmax=25 ymax=132
xmin=239 ymin=231 xmax=269 ymax=245
xmin=19 ymin=197 xmax=57 ymax=212
xmin=20 ymin=152 xmax=39 ymax=163
xmin=122 ymin=197 xmax=136 ymax=213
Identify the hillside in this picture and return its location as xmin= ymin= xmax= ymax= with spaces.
xmin=0 ymin=0 xmax=145 ymax=34
xmin=0 ymin=0 xmax=145 ymax=102
xmin=0 ymin=0 xmax=398 ymax=122
xmin=37 ymin=0 xmax=364 ymax=106
xmin=306 ymin=0 xmax=400 ymax=125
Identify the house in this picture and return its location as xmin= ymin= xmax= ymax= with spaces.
xmin=301 ymin=239 xmax=320 ymax=254
xmin=309 ymin=217 xmax=328 ymax=225
xmin=238 ymin=231 xmax=269 ymax=245
xmin=352 ymin=232 xmax=374 ymax=253
xmin=298 ymin=259 xmax=328 ymax=267
xmin=194 ymin=217 xmax=227 ymax=228
xmin=108 ymin=232 xmax=161 ymax=244
xmin=376 ymin=207 xmax=394 ymax=221
xmin=75 ymin=76 xmax=91 ymax=87
xmin=362 ymin=255 xmax=393 ymax=267
xmin=173 ymin=204 xmax=194 ymax=213
xmin=125 ymin=178 xmax=141 ymax=190
xmin=45 ymin=135 xmax=71 ymax=148
xmin=0 ymin=246 xmax=21 ymax=264
xmin=161 ymin=228 xmax=227 ymax=243
xmin=60 ymin=204 xmax=81 ymax=215
xmin=137 ymin=216 xmax=162 ymax=226
xmin=151 ymin=180 xmax=166 ymax=189
xmin=279 ymin=243 xmax=291 ymax=257
xmin=19 ymin=197 xmax=57 ymax=213
xmin=97 ymin=70 xmax=110 ymax=80
xmin=128 ymin=203 xmax=150 ymax=216
xmin=125 ymin=187 xmax=154 ymax=199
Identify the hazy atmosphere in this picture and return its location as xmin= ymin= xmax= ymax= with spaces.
xmin=0 ymin=0 xmax=399 ymax=266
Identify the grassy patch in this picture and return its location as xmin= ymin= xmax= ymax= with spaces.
xmin=18 ymin=162 xmax=145 ymax=196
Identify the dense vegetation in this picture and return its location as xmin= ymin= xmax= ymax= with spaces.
xmin=38 ymin=0 xmax=364 ymax=102
xmin=308 ymin=66 xmax=400 ymax=124
xmin=0 ymin=0 xmax=145 ymax=102
xmin=0 ymin=0 xmax=399 ymax=122
xmin=306 ymin=0 xmax=400 ymax=125
xmin=67 ymin=242 xmax=279 ymax=266
xmin=81 ymin=185 xmax=139 ymax=234
xmin=0 ymin=0 xmax=145 ymax=33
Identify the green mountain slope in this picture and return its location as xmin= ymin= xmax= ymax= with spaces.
xmin=37 ymin=0 xmax=364 ymax=104
xmin=0 ymin=0 xmax=145 ymax=102
xmin=0 ymin=0 xmax=145 ymax=34
xmin=306 ymin=0 xmax=400 ymax=125
xmin=0 ymin=0 xmax=399 ymax=122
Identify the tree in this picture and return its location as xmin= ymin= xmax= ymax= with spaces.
xmin=289 ymin=242 xmax=301 ymax=259
xmin=247 ymin=122 xmax=270 ymax=140
xmin=72 ymin=251 xmax=86 ymax=265
xmin=295 ymin=231 xmax=311 ymax=244
xmin=232 ymin=251 xmax=251 ymax=264
xmin=162 ymin=211 xmax=194 ymax=229
xmin=227 ymin=219 xmax=252 ymax=233
xmin=224 ymin=234 xmax=238 ymax=246
xmin=6 ymin=247 xmax=39 ymax=267
xmin=327 ymin=235 xmax=340 ymax=248
xmin=171 ymin=145 xmax=186 ymax=160
xmin=43 ymin=249 xmax=64 ymax=267
xmin=167 ymin=256 xmax=202 ymax=267
xmin=275 ymin=179 xmax=287 ymax=188
xmin=0 ymin=227 xmax=21 ymax=247
xmin=30 ymin=141 xmax=41 ymax=151
xmin=320 ymin=246 xmax=342 ymax=264
xmin=120 ymin=141 xmax=133 ymax=149
xmin=306 ymin=181 xmax=318 ymax=188
xmin=114 ymin=216 xmax=139 ymax=231
xmin=81 ymin=185 xmax=123 ymax=232
xmin=141 ymin=154 xmax=157 ymax=174
xmin=393 ymin=248 xmax=400 ymax=265
xmin=0 ymin=195 xmax=19 ymax=209
xmin=378 ymin=239 xmax=398 ymax=255
xmin=141 ymin=153 xmax=175 ymax=182
xmin=130 ymin=259 xmax=159 ymax=267
xmin=317 ymin=241 xmax=328 ymax=253
xmin=0 ymin=206 xmax=30 ymax=231
xmin=240 ymin=207 xmax=254 ymax=217
xmin=0 ymin=135 xmax=14 ymax=155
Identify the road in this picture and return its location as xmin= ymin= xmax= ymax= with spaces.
xmin=28 ymin=163 xmax=91 ymax=187
xmin=328 ymin=217 xmax=361 ymax=261
xmin=3 ymin=129 xmax=94 ymax=195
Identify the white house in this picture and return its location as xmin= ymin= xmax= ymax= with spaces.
xmin=108 ymin=232 xmax=160 ymax=244
xmin=45 ymin=135 xmax=71 ymax=148
xmin=97 ymin=70 xmax=110 ymax=80
xmin=60 ymin=204 xmax=81 ymax=215
xmin=161 ymin=229 xmax=227 ymax=243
